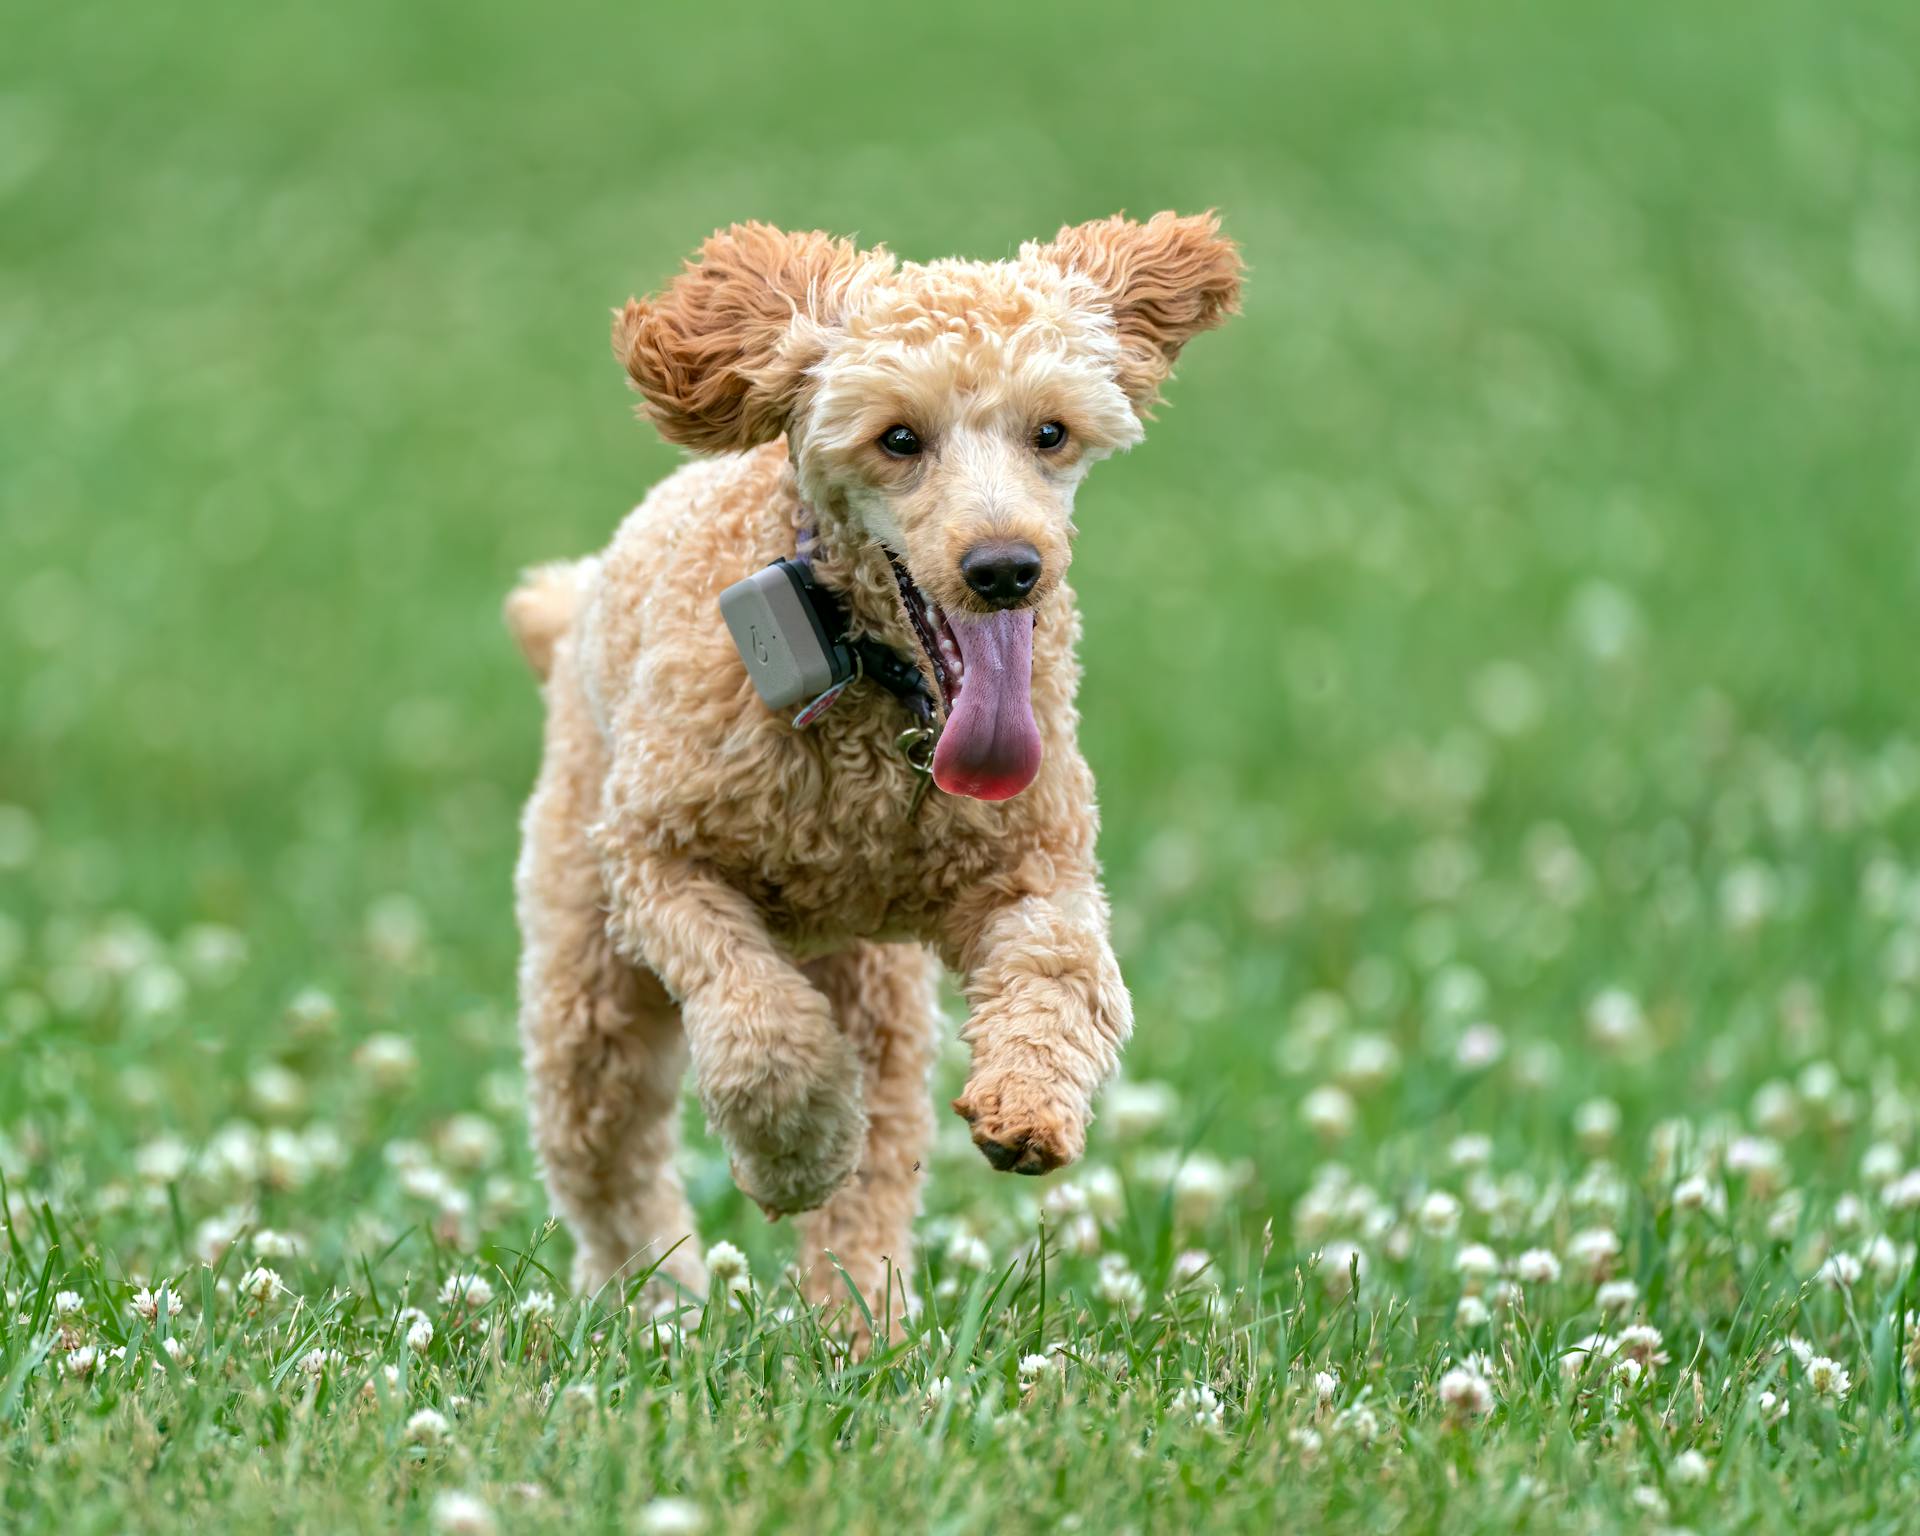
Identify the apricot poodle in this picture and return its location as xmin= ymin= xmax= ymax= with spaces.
xmin=507 ymin=212 xmax=1240 ymax=1322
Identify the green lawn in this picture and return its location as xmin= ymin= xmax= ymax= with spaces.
xmin=5 ymin=0 xmax=1920 ymax=1529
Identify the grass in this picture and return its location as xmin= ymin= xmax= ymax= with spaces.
xmin=5 ymin=0 xmax=1920 ymax=1529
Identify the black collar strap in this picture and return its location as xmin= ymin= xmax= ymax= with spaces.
xmin=787 ymin=537 xmax=936 ymax=726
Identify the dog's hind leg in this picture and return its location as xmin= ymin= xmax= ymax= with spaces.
xmin=793 ymin=942 xmax=942 ymax=1339
xmin=516 ymin=667 xmax=704 ymax=1301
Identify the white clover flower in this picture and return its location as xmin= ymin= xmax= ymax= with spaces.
xmin=429 ymin=1491 xmax=496 ymax=1536
xmin=239 ymin=1267 xmax=283 ymax=1305
xmin=201 ymin=1121 xmax=264 ymax=1186
xmin=285 ymin=986 xmax=339 ymax=1036
xmin=1448 ymin=1134 xmax=1492 ymax=1170
xmin=1059 ymin=1212 xmax=1103 ymax=1257
xmin=1596 ymin=1278 xmax=1639 ymax=1316
xmin=1455 ymin=1295 xmax=1491 ymax=1329
xmin=384 ymin=1139 xmax=434 ymax=1172
xmin=251 ymin=1228 xmax=302 ymax=1259
xmin=1629 ymin=1484 xmax=1667 ymax=1522
xmin=1336 ymin=1403 xmax=1381 ymax=1444
xmin=922 ymin=1375 xmax=955 ymax=1413
xmin=702 ymin=1241 xmax=750 ymax=1297
xmin=1104 ymin=1080 xmax=1178 ymax=1139
xmin=1885 ymin=1169 xmax=1920 ymax=1211
xmin=1566 ymin=1227 xmax=1622 ymax=1281
xmin=1318 ymin=1242 xmax=1367 ymax=1299
xmin=1670 ymin=1449 xmax=1710 ymax=1486
xmin=1173 ymin=1154 xmax=1233 ymax=1229
xmin=406 ymin=1317 xmax=434 ymax=1353
xmin=1586 ymin=990 xmax=1647 ymax=1053
xmin=1832 ymin=1193 xmax=1868 ymax=1233
xmin=1416 ymin=1191 xmax=1462 ymax=1239
xmin=129 ymin=1285 xmax=182 ymax=1324
xmin=641 ymin=1497 xmax=710 ymax=1536
xmin=1861 ymin=1142 xmax=1903 ymax=1186
xmin=52 ymin=1290 xmax=84 ymax=1317
xmin=193 ymin=1210 xmax=247 ymax=1265
xmin=1287 ymin=1425 xmax=1322 ymax=1460
xmin=66 ymin=1345 xmax=99 ymax=1378
xmin=1615 ymin=1324 xmax=1668 ymax=1372
xmin=1094 ymin=1254 xmax=1146 ymax=1318
xmin=405 ymin=1407 xmax=452 ymax=1444
xmin=1756 ymin=1389 xmax=1790 ymax=1424
xmin=263 ymin=1127 xmax=314 ymax=1190
xmin=437 ymin=1114 xmax=503 ymax=1172
xmin=1313 ymin=1369 xmax=1338 ymax=1408
xmin=1081 ymin=1165 xmax=1125 ymax=1224
xmin=1720 ymin=861 xmax=1779 ymax=931
xmin=1559 ymin=1333 xmax=1615 ymax=1378
xmin=1805 ymin=1355 xmax=1851 ymax=1400
xmin=1567 ymin=580 xmax=1642 ymax=659
xmin=1749 ymin=1080 xmax=1801 ymax=1138
xmin=1455 ymin=1024 xmax=1505 ymax=1072
xmin=1818 ymin=1253 xmax=1863 ymax=1291
xmin=1301 ymin=1085 xmax=1357 ymax=1141
xmin=1572 ymin=1097 xmax=1621 ymax=1153
xmin=1335 ymin=1034 xmax=1401 ymax=1092
xmin=943 ymin=1228 xmax=991 ymax=1273
xmin=354 ymin=1033 xmax=420 ymax=1092
xmin=1512 ymin=1248 xmax=1562 ymax=1285
xmin=367 ymin=894 xmax=429 ymax=967
xmin=160 ymin=1335 xmax=187 ymax=1364
xmin=1725 ymin=1136 xmax=1787 ymax=1197
xmin=635 ymin=1498 xmax=707 ymax=1536
xmin=1672 ymin=1174 xmax=1723 ymax=1215
xmin=1017 ymin=1352 xmax=1053 ymax=1390
xmin=1860 ymin=1235 xmax=1903 ymax=1284
xmin=1041 ymin=1181 xmax=1090 ymax=1220
xmin=1437 ymin=1366 xmax=1494 ymax=1419
xmin=1454 ymin=1243 xmax=1501 ymax=1289
xmin=1170 ymin=1249 xmax=1213 ymax=1286
xmin=1566 ymin=1163 xmax=1623 ymax=1221
xmin=134 ymin=1136 xmax=191 ymax=1185
xmin=438 ymin=1272 xmax=495 ymax=1310
xmin=297 ymin=1347 xmax=343 ymax=1378
xmin=248 ymin=1063 xmax=306 ymax=1120
xmin=1170 ymin=1383 xmax=1223 ymax=1429
xmin=517 ymin=1289 xmax=557 ymax=1320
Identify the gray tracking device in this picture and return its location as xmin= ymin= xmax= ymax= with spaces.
xmin=718 ymin=560 xmax=854 ymax=712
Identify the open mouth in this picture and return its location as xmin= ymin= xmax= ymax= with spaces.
xmin=887 ymin=557 xmax=1044 ymax=802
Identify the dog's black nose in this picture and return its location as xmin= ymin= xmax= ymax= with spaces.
xmin=959 ymin=541 xmax=1042 ymax=608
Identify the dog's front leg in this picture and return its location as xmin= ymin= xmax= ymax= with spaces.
xmin=943 ymin=882 xmax=1134 ymax=1176
xmin=611 ymin=855 xmax=867 ymax=1217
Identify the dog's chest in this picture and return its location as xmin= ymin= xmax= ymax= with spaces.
xmin=619 ymin=690 xmax=1022 ymax=949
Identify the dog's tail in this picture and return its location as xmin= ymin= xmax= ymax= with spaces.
xmin=504 ymin=559 xmax=592 ymax=681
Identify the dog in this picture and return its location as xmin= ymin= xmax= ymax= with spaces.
xmin=507 ymin=213 xmax=1240 ymax=1323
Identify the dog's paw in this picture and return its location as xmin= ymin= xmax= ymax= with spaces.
xmin=687 ymin=976 xmax=868 ymax=1216
xmin=951 ymin=1069 xmax=1084 ymax=1176
xmin=723 ymin=1050 xmax=867 ymax=1216
xmin=729 ymin=1118 xmax=862 ymax=1218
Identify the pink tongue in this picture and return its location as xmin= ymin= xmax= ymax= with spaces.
xmin=933 ymin=610 xmax=1043 ymax=800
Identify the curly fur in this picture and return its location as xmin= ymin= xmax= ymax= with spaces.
xmin=513 ymin=213 xmax=1240 ymax=1333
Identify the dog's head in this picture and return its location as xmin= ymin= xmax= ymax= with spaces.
xmin=615 ymin=213 xmax=1241 ymax=799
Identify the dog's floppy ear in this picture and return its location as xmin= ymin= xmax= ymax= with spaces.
xmin=1035 ymin=210 xmax=1242 ymax=415
xmin=614 ymin=223 xmax=890 ymax=454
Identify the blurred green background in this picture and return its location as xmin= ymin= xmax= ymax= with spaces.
xmin=3 ymin=0 xmax=1919 ymax=1211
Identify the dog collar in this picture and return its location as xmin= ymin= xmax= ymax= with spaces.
xmin=717 ymin=518 xmax=941 ymax=757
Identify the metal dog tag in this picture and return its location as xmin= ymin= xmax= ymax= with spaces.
xmin=718 ymin=562 xmax=852 ymax=712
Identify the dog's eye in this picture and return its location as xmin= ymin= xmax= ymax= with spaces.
xmin=1033 ymin=421 xmax=1067 ymax=452
xmin=878 ymin=425 xmax=922 ymax=458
